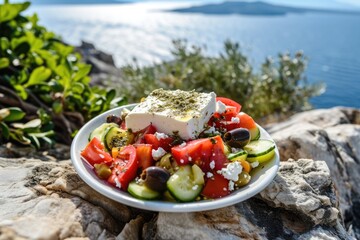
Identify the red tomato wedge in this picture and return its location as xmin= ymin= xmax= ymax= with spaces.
xmin=107 ymin=145 xmax=138 ymax=190
xmin=144 ymin=133 xmax=174 ymax=152
xmin=171 ymin=135 xmax=228 ymax=172
xmin=133 ymin=124 xmax=157 ymax=144
xmin=216 ymin=97 xmax=241 ymax=113
xmin=81 ymin=137 xmax=113 ymax=166
xmin=237 ymin=112 xmax=257 ymax=130
xmin=201 ymin=173 xmax=230 ymax=199
xmin=134 ymin=144 xmax=153 ymax=170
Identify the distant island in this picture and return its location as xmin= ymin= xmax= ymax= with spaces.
xmin=31 ymin=0 xmax=129 ymax=5
xmin=171 ymin=1 xmax=360 ymax=16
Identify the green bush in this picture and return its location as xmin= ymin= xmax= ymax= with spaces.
xmin=120 ymin=40 xmax=324 ymax=121
xmin=0 ymin=1 xmax=124 ymax=147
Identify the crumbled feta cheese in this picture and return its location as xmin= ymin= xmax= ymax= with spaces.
xmin=251 ymin=161 xmax=259 ymax=168
xmin=204 ymin=126 xmax=220 ymax=135
xmin=231 ymin=117 xmax=240 ymax=123
xmin=180 ymin=159 xmax=184 ymax=164
xmin=192 ymin=185 xmax=199 ymax=190
xmin=217 ymin=162 xmax=243 ymax=181
xmin=216 ymin=101 xmax=227 ymax=114
xmin=228 ymin=181 xmax=235 ymax=191
xmin=114 ymin=177 xmax=122 ymax=189
xmin=209 ymin=160 xmax=215 ymax=169
xmin=179 ymin=142 xmax=186 ymax=148
xmin=206 ymin=172 xmax=214 ymax=178
xmin=188 ymin=156 xmax=192 ymax=162
xmin=154 ymin=132 xmax=168 ymax=140
xmin=231 ymin=148 xmax=240 ymax=153
xmin=152 ymin=147 xmax=167 ymax=160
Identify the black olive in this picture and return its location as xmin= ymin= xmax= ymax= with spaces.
xmin=106 ymin=115 xmax=122 ymax=125
xmin=141 ymin=167 xmax=170 ymax=192
xmin=224 ymin=128 xmax=250 ymax=148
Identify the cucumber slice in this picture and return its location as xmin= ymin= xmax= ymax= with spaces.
xmin=249 ymin=126 xmax=260 ymax=141
xmin=227 ymin=149 xmax=248 ymax=161
xmin=167 ymin=165 xmax=203 ymax=202
xmin=104 ymin=127 xmax=133 ymax=150
xmin=128 ymin=181 xmax=161 ymax=200
xmin=244 ymin=140 xmax=276 ymax=163
xmin=89 ymin=123 xmax=118 ymax=142
xmin=192 ymin=164 xmax=205 ymax=185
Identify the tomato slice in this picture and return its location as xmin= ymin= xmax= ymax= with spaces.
xmin=200 ymin=136 xmax=228 ymax=172
xmin=171 ymin=135 xmax=228 ymax=171
xmin=216 ymin=97 xmax=241 ymax=113
xmin=134 ymin=144 xmax=153 ymax=170
xmin=81 ymin=137 xmax=113 ymax=166
xmin=201 ymin=173 xmax=230 ymax=199
xmin=144 ymin=133 xmax=174 ymax=152
xmin=133 ymin=124 xmax=157 ymax=144
xmin=107 ymin=145 xmax=138 ymax=190
xmin=237 ymin=112 xmax=257 ymax=130
xmin=171 ymin=137 xmax=213 ymax=166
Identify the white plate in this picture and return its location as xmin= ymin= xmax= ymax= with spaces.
xmin=71 ymin=104 xmax=280 ymax=212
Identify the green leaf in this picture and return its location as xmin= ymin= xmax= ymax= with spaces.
xmin=0 ymin=58 xmax=9 ymax=69
xmin=71 ymin=82 xmax=85 ymax=94
xmin=0 ymin=2 xmax=30 ymax=23
xmin=0 ymin=122 xmax=10 ymax=139
xmin=52 ymin=100 xmax=63 ymax=114
xmin=74 ymin=65 xmax=91 ymax=81
xmin=9 ymin=131 xmax=32 ymax=145
xmin=24 ymin=67 xmax=52 ymax=87
xmin=12 ymin=119 xmax=41 ymax=129
xmin=55 ymin=65 xmax=71 ymax=80
xmin=28 ymin=130 xmax=54 ymax=138
xmin=3 ymin=107 xmax=26 ymax=122
xmin=0 ymin=109 xmax=10 ymax=121
xmin=0 ymin=37 xmax=10 ymax=50
xmin=11 ymin=37 xmax=30 ymax=55
xmin=14 ymin=84 xmax=28 ymax=99
xmin=28 ymin=135 xmax=40 ymax=149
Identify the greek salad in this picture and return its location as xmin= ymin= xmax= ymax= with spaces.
xmin=80 ymin=90 xmax=275 ymax=202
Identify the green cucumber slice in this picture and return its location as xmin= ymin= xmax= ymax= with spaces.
xmin=104 ymin=127 xmax=133 ymax=150
xmin=244 ymin=140 xmax=276 ymax=163
xmin=128 ymin=181 xmax=161 ymax=200
xmin=227 ymin=149 xmax=248 ymax=161
xmin=167 ymin=165 xmax=203 ymax=202
xmin=249 ymin=126 xmax=260 ymax=141
xmin=89 ymin=123 xmax=118 ymax=142
xmin=192 ymin=164 xmax=205 ymax=185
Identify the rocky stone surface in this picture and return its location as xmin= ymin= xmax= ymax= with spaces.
xmin=267 ymin=107 xmax=360 ymax=238
xmin=0 ymin=107 xmax=359 ymax=240
xmin=75 ymin=41 xmax=123 ymax=86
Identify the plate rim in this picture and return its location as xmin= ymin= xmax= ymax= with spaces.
xmin=70 ymin=104 xmax=280 ymax=212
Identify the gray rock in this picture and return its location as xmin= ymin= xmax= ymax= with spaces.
xmin=267 ymin=107 xmax=360 ymax=238
xmin=147 ymin=159 xmax=350 ymax=240
xmin=0 ymin=157 xmax=132 ymax=239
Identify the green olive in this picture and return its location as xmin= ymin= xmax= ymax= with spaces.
xmin=235 ymin=171 xmax=251 ymax=187
xmin=94 ymin=164 xmax=112 ymax=179
xmin=156 ymin=153 xmax=178 ymax=174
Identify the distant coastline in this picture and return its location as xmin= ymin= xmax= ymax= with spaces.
xmin=31 ymin=0 xmax=130 ymax=5
xmin=171 ymin=1 xmax=360 ymax=16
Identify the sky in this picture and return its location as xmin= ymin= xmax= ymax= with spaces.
xmin=14 ymin=0 xmax=360 ymax=10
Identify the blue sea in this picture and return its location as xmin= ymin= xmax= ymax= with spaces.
xmin=28 ymin=2 xmax=360 ymax=109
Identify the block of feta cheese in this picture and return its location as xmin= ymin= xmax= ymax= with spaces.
xmin=125 ymin=89 xmax=216 ymax=140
